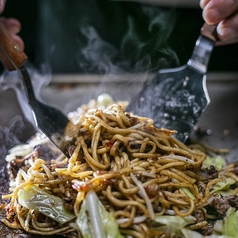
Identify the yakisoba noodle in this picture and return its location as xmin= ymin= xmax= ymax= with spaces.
xmin=1 ymin=103 xmax=238 ymax=237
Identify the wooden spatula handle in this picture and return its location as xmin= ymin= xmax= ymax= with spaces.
xmin=201 ymin=23 xmax=220 ymax=42
xmin=0 ymin=22 xmax=28 ymax=71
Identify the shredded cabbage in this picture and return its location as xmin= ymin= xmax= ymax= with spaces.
xmin=211 ymin=177 xmax=236 ymax=195
xmin=153 ymin=214 xmax=195 ymax=236
xmin=5 ymin=144 xmax=33 ymax=162
xmin=222 ymin=207 xmax=238 ymax=237
xmin=202 ymin=155 xmax=226 ymax=171
xmin=18 ymin=185 xmax=75 ymax=224
xmin=76 ymin=190 xmax=124 ymax=238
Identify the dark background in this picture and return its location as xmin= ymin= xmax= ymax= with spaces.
xmin=1 ymin=0 xmax=238 ymax=74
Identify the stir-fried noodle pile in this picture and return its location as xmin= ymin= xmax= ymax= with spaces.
xmin=1 ymin=103 xmax=238 ymax=237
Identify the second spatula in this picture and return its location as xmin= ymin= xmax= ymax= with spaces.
xmin=0 ymin=22 xmax=71 ymax=157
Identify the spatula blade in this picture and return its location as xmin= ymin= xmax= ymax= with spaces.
xmin=28 ymin=97 xmax=70 ymax=156
xmin=19 ymin=67 xmax=71 ymax=157
xmin=127 ymin=24 xmax=216 ymax=142
xmin=0 ymin=22 xmax=71 ymax=157
xmin=127 ymin=65 xmax=210 ymax=142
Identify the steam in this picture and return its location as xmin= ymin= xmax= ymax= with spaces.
xmin=0 ymin=63 xmax=53 ymax=160
xmin=76 ymin=26 xmax=119 ymax=73
xmin=0 ymin=3 xmax=179 ymax=157
xmin=0 ymin=116 xmax=24 ymax=158
xmin=61 ymin=4 xmax=179 ymax=112
xmin=0 ymin=64 xmax=52 ymax=126
xmin=76 ymin=5 xmax=178 ymax=75
xmin=0 ymin=115 xmax=33 ymax=193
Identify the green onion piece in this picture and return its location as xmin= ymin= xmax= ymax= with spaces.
xmin=181 ymin=187 xmax=195 ymax=200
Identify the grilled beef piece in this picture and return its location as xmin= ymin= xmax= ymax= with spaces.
xmin=201 ymin=222 xmax=214 ymax=236
xmin=194 ymin=208 xmax=207 ymax=222
xmin=202 ymin=165 xmax=219 ymax=184
xmin=212 ymin=195 xmax=238 ymax=217
xmin=228 ymin=195 xmax=238 ymax=208
xmin=194 ymin=208 xmax=214 ymax=236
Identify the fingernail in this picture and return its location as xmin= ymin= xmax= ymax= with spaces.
xmin=217 ymin=25 xmax=236 ymax=41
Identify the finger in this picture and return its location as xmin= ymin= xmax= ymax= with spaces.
xmin=216 ymin=13 xmax=238 ymax=42
xmin=0 ymin=17 xmax=21 ymax=34
xmin=215 ymin=38 xmax=238 ymax=46
xmin=11 ymin=34 xmax=24 ymax=51
xmin=0 ymin=17 xmax=24 ymax=51
xmin=0 ymin=0 xmax=6 ymax=14
xmin=200 ymin=0 xmax=210 ymax=9
xmin=202 ymin=0 xmax=238 ymax=25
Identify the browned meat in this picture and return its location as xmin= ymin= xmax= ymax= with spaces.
xmin=201 ymin=222 xmax=214 ymax=236
xmin=212 ymin=195 xmax=238 ymax=217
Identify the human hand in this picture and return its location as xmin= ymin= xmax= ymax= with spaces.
xmin=0 ymin=0 xmax=24 ymax=51
xmin=200 ymin=0 xmax=238 ymax=45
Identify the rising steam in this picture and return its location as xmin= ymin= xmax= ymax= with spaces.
xmin=0 ymin=3 xmax=179 ymax=159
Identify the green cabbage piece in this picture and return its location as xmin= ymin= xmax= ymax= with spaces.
xmin=211 ymin=177 xmax=236 ymax=195
xmin=18 ymin=185 xmax=75 ymax=224
xmin=153 ymin=214 xmax=195 ymax=236
xmin=97 ymin=93 xmax=114 ymax=108
xmin=5 ymin=144 xmax=33 ymax=162
xmin=202 ymin=155 xmax=226 ymax=171
xmin=222 ymin=207 xmax=238 ymax=237
xmin=76 ymin=190 xmax=124 ymax=238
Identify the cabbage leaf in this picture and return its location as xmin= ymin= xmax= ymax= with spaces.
xmin=76 ymin=190 xmax=124 ymax=238
xmin=222 ymin=207 xmax=238 ymax=237
xmin=211 ymin=177 xmax=236 ymax=195
xmin=18 ymin=185 xmax=75 ymax=224
xmin=153 ymin=214 xmax=195 ymax=236
xmin=202 ymin=155 xmax=226 ymax=171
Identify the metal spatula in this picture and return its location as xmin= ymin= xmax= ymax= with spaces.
xmin=127 ymin=23 xmax=218 ymax=142
xmin=0 ymin=22 xmax=70 ymax=157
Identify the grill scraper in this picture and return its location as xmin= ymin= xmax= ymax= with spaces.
xmin=127 ymin=23 xmax=218 ymax=142
xmin=0 ymin=22 xmax=71 ymax=157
